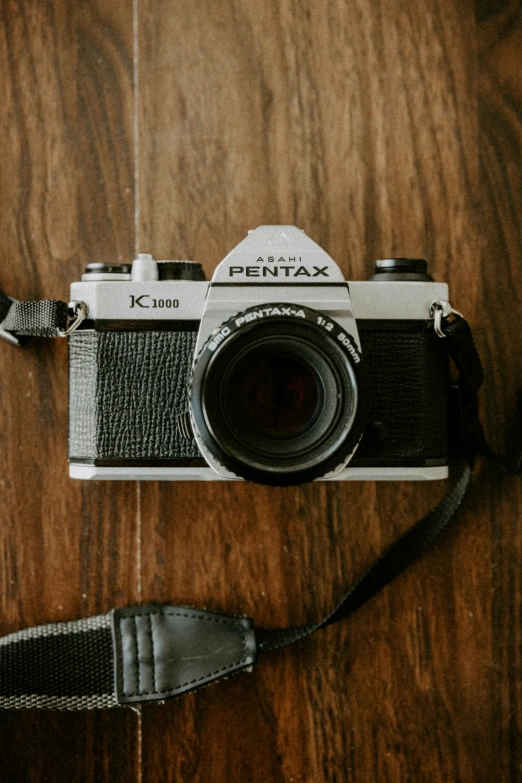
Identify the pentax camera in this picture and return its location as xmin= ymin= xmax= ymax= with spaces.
xmin=69 ymin=225 xmax=451 ymax=486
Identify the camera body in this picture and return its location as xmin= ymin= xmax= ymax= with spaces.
xmin=69 ymin=226 xmax=450 ymax=484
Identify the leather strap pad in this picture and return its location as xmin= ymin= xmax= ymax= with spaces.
xmin=112 ymin=605 xmax=256 ymax=705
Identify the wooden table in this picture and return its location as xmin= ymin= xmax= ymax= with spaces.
xmin=0 ymin=1 xmax=521 ymax=780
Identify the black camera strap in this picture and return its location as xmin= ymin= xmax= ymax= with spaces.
xmin=0 ymin=297 xmax=69 ymax=338
xmin=0 ymin=291 xmax=519 ymax=709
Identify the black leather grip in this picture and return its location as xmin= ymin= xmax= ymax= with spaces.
xmin=69 ymin=330 xmax=201 ymax=461
xmin=354 ymin=321 xmax=449 ymax=465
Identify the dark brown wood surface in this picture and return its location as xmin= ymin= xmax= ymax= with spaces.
xmin=0 ymin=0 xmax=521 ymax=780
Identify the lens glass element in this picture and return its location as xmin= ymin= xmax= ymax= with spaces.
xmin=202 ymin=330 xmax=358 ymax=473
xmin=228 ymin=346 xmax=321 ymax=439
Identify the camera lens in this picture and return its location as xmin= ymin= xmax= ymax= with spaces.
xmin=190 ymin=304 xmax=368 ymax=485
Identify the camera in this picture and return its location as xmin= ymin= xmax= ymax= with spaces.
xmin=68 ymin=225 xmax=450 ymax=485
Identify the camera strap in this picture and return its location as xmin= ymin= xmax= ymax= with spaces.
xmin=0 ymin=291 xmax=520 ymax=709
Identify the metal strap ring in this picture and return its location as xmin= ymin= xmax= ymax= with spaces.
xmin=57 ymin=301 xmax=88 ymax=337
xmin=430 ymin=300 xmax=464 ymax=338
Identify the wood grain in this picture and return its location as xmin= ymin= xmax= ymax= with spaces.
xmin=136 ymin=1 xmax=511 ymax=782
xmin=0 ymin=0 xmax=521 ymax=780
xmin=477 ymin=3 xmax=522 ymax=781
xmin=0 ymin=1 xmax=138 ymax=780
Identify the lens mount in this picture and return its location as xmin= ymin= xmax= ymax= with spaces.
xmin=190 ymin=303 xmax=368 ymax=486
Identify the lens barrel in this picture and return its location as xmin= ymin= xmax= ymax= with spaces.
xmin=190 ymin=304 xmax=368 ymax=486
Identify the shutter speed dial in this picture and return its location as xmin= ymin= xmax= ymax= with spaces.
xmin=157 ymin=261 xmax=205 ymax=281
xmin=130 ymin=255 xmax=206 ymax=282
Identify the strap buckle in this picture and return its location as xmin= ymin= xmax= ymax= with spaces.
xmin=0 ymin=296 xmax=23 ymax=346
xmin=430 ymin=300 xmax=464 ymax=338
xmin=57 ymin=301 xmax=88 ymax=337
